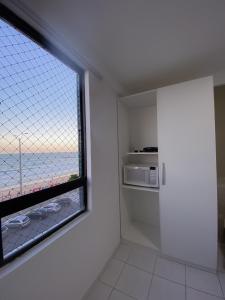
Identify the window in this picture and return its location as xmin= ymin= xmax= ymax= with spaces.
xmin=0 ymin=5 xmax=87 ymax=266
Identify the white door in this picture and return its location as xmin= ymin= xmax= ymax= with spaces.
xmin=157 ymin=76 xmax=217 ymax=270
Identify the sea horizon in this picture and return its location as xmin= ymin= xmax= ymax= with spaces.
xmin=0 ymin=152 xmax=79 ymax=190
xmin=0 ymin=150 xmax=78 ymax=155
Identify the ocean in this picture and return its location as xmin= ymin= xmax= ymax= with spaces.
xmin=0 ymin=152 xmax=79 ymax=189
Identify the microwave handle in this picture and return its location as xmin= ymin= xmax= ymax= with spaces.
xmin=162 ymin=162 xmax=166 ymax=185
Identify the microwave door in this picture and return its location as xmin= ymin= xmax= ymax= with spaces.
xmin=124 ymin=166 xmax=151 ymax=187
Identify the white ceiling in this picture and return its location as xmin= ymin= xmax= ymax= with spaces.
xmin=5 ymin=0 xmax=225 ymax=95
xmin=121 ymin=90 xmax=156 ymax=108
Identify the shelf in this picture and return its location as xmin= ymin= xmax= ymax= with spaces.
xmin=127 ymin=152 xmax=158 ymax=155
xmin=122 ymin=221 xmax=160 ymax=251
xmin=122 ymin=184 xmax=159 ymax=193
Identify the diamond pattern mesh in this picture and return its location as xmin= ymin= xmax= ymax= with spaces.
xmin=0 ymin=17 xmax=85 ymax=260
xmin=0 ymin=19 xmax=81 ymax=202
xmin=2 ymin=188 xmax=84 ymax=258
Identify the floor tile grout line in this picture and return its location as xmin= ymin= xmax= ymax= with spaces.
xmin=157 ymin=254 xmax=187 ymax=268
xmin=117 ymin=246 xmax=189 ymax=288
xmin=185 ymin=263 xmax=187 ymax=300
xmin=124 ymin=241 xmax=221 ymax=276
xmin=133 ymin=251 xmax=219 ymax=277
xmin=98 ymin=257 xmax=125 ymax=292
xmin=113 ymin=243 xmax=132 ymax=264
xmin=114 ymin=244 xmax=156 ymax=300
xmin=106 ymin=258 xmax=127 ymax=300
xmin=146 ymin=252 xmax=158 ymax=300
xmin=153 ymin=273 xmax=186 ymax=287
xmin=124 ymin=260 xmax=159 ymax=278
xmin=126 ymin=244 xmax=132 ymax=263
xmin=118 ymin=245 xmax=223 ymax=298
xmin=124 ymin=258 xmax=187 ymax=288
xmin=105 ymin=243 xmax=225 ymax=300
xmin=217 ymin=272 xmax=225 ymax=299
xmin=106 ymin=288 xmax=114 ymax=300
xmin=106 ymin=243 xmax=133 ymax=299
xmin=186 ymin=285 xmax=224 ymax=299
xmin=115 ymin=261 xmax=126 ymax=288
xmin=152 ymin=256 xmax=186 ymax=287
xmin=95 ymin=278 xmax=224 ymax=300
xmin=124 ymin=247 xmax=158 ymax=275
xmin=113 ymin=287 xmax=138 ymax=300
xmin=151 ymin=255 xmax=159 ymax=276
xmin=85 ymin=279 xmax=114 ymax=300
xmin=97 ymin=279 xmax=114 ymax=289
xmin=91 ymin=249 xmax=141 ymax=287
xmin=114 ymin=266 xmax=150 ymax=299
xmin=98 ymin=278 xmax=114 ymax=289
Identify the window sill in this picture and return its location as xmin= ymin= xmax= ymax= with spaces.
xmin=0 ymin=210 xmax=91 ymax=279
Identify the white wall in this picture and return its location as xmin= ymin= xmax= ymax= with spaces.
xmin=129 ymin=191 xmax=159 ymax=227
xmin=0 ymin=72 xmax=120 ymax=300
xmin=129 ymin=105 xmax=158 ymax=151
xmin=117 ymin=102 xmax=130 ymax=182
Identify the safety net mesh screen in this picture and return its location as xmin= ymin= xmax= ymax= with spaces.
xmin=0 ymin=19 xmax=81 ymax=202
xmin=2 ymin=188 xmax=84 ymax=259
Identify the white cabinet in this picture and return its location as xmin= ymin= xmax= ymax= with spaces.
xmin=118 ymin=76 xmax=218 ymax=270
xmin=157 ymin=76 xmax=217 ymax=270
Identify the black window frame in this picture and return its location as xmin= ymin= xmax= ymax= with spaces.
xmin=0 ymin=4 xmax=87 ymax=267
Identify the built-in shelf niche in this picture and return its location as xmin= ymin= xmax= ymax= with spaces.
xmin=118 ymin=89 xmax=160 ymax=251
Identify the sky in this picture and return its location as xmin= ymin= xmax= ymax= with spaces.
xmin=0 ymin=19 xmax=80 ymax=154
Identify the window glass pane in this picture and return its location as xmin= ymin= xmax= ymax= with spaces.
xmin=2 ymin=187 xmax=84 ymax=258
xmin=0 ymin=19 xmax=82 ymax=202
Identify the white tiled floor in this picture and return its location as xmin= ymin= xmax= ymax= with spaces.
xmin=219 ymin=273 xmax=225 ymax=296
xmin=186 ymin=266 xmax=223 ymax=297
xmin=149 ymin=276 xmax=185 ymax=300
xmin=127 ymin=244 xmax=157 ymax=273
xmin=84 ymin=241 xmax=225 ymax=300
xmin=154 ymin=257 xmax=185 ymax=285
xmin=116 ymin=264 xmax=152 ymax=300
xmin=114 ymin=244 xmax=131 ymax=262
xmin=100 ymin=259 xmax=124 ymax=286
xmin=85 ymin=281 xmax=112 ymax=300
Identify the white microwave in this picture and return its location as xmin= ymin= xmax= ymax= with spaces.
xmin=123 ymin=164 xmax=159 ymax=188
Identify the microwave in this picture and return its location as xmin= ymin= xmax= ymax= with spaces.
xmin=123 ymin=164 xmax=159 ymax=188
